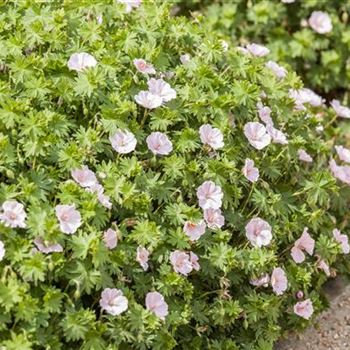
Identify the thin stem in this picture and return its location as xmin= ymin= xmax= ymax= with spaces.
xmin=140 ymin=109 xmax=149 ymax=127
xmin=241 ymin=184 xmax=255 ymax=213
xmin=324 ymin=114 xmax=338 ymax=129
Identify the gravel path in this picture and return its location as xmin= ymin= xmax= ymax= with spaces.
xmin=276 ymin=278 xmax=350 ymax=350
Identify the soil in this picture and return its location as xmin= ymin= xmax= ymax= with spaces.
xmin=276 ymin=277 xmax=350 ymax=350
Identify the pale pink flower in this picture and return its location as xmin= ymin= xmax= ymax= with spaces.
xmin=55 ymin=204 xmax=82 ymax=234
xmin=0 ymin=200 xmax=26 ymax=228
xmin=309 ymin=11 xmax=332 ymax=34
xmin=289 ymin=88 xmax=323 ymax=109
xmin=318 ymin=259 xmax=330 ymax=276
xmin=250 ymin=273 xmax=270 ymax=287
xmin=180 ymin=54 xmax=191 ymax=65
xmin=196 ymin=181 xmax=223 ymax=210
xmin=291 ymin=227 xmax=315 ymax=263
xmin=244 ymin=122 xmax=271 ymax=150
xmin=199 ymin=124 xmax=224 ymax=150
xmin=118 ymin=0 xmax=142 ymax=13
xmin=145 ymin=291 xmax=168 ymax=320
xmin=97 ymin=192 xmax=112 ymax=209
xmin=183 ymin=220 xmax=206 ymax=241
xmin=86 ymin=183 xmax=103 ymax=195
xmin=267 ymin=125 xmax=289 ymax=145
xmin=294 ymin=299 xmax=314 ymax=320
xmin=99 ymin=288 xmax=128 ymax=315
xmin=170 ymin=250 xmax=193 ymax=276
xmin=246 ymin=43 xmax=270 ymax=57
xmin=136 ymin=246 xmax=150 ymax=271
xmin=331 ymin=99 xmax=350 ymax=119
xmin=245 ymin=217 xmax=272 ymax=247
xmin=271 ymin=267 xmax=288 ymax=295
xmin=333 ymin=229 xmax=350 ymax=254
xmin=71 ymin=166 xmax=98 ymax=188
xmin=203 ymin=208 xmax=225 ymax=229
xmin=134 ymin=91 xmax=162 ymax=109
xmin=289 ymin=89 xmax=307 ymax=111
xmin=34 ymin=237 xmax=63 ymax=254
xmin=109 ymin=130 xmax=137 ymax=154
xmin=242 ymin=159 xmax=259 ymax=183
xmin=147 ymin=78 xmax=176 ymax=103
xmin=301 ymin=88 xmax=323 ymax=107
xmin=298 ymin=149 xmax=313 ymax=163
xmin=329 ymin=159 xmax=350 ymax=185
xmin=265 ymin=61 xmax=287 ymax=79
xmin=335 ymin=145 xmax=350 ymax=163
xmin=0 ymin=240 xmax=5 ymax=261
xmin=67 ymin=52 xmax=97 ymax=72
xmin=103 ymin=228 xmax=118 ymax=249
xmin=87 ymin=183 xmax=112 ymax=209
xmin=257 ymin=103 xmax=273 ymax=126
xmin=146 ymin=132 xmax=173 ymax=155
xmin=133 ymin=59 xmax=156 ymax=74
xmin=190 ymin=252 xmax=200 ymax=271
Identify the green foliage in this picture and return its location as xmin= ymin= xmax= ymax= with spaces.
xmin=0 ymin=1 xmax=349 ymax=350
xmin=186 ymin=0 xmax=350 ymax=97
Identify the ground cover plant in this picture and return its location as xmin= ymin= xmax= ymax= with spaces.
xmin=0 ymin=1 xmax=350 ymax=349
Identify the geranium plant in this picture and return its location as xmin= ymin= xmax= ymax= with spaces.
xmin=0 ymin=1 xmax=349 ymax=349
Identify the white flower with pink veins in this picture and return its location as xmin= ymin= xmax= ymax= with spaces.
xmin=331 ymin=99 xmax=350 ymax=119
xmin=147 ymin=78 xmax=176 ymax=103
xmin=134 ymin=91 xmax=162 ymax=109
xmin=71 ymin=166 xmax=98 ymax=188
xmin=196 ymin=181 xmax=223 ymax=210
xmin=199 ymin=124 xmax=224 ymax=150
xmin=133 ymin=59 xmax=156 ymax=74
xmin=308 ymin=11 xmax=332 ymax=34
xmin=67 ymin=52 xmax=97 ymax=72
xmin=242 ymin=159 xmax=259 ymax=183
xmin=245 ymin=217 xmax=272 ymax=247
xmin=55 ymin=204 xmax=82 ymax=234
xmin=99 ymin=288 xmax=128 ymax=315
xmin=183 ymin=220 xmax=206 ymax=241
xmin=109 ymin=129 xmax=137 ymax=154
xmin=145 ymin=291 xmax=168 ymax=320
xmin=246 ymin=43 xmax=270 ymax=57
xmin=203 ymin=208 xmax=225 ymax=229
xmin=244 ymin=122 xmax=271 ymax=150
xmin=146 ymin=132 xmax=173 ymax=155
xmin=136 ymin=246 xmax=150 ymax=271
xmin=170 ymin=250 xmax=193 ymax=276
xmin=0 ymin=200 xmax=27 ymax=228
xmin=265 ymin=61 xmax=287 ymax=79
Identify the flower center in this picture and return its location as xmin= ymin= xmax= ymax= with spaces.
xmin=9 ymin=212 xmax=17 ymax=220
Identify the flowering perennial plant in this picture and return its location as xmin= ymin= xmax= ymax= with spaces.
xmin=0 ymin=1 xmax=349 ymax=349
